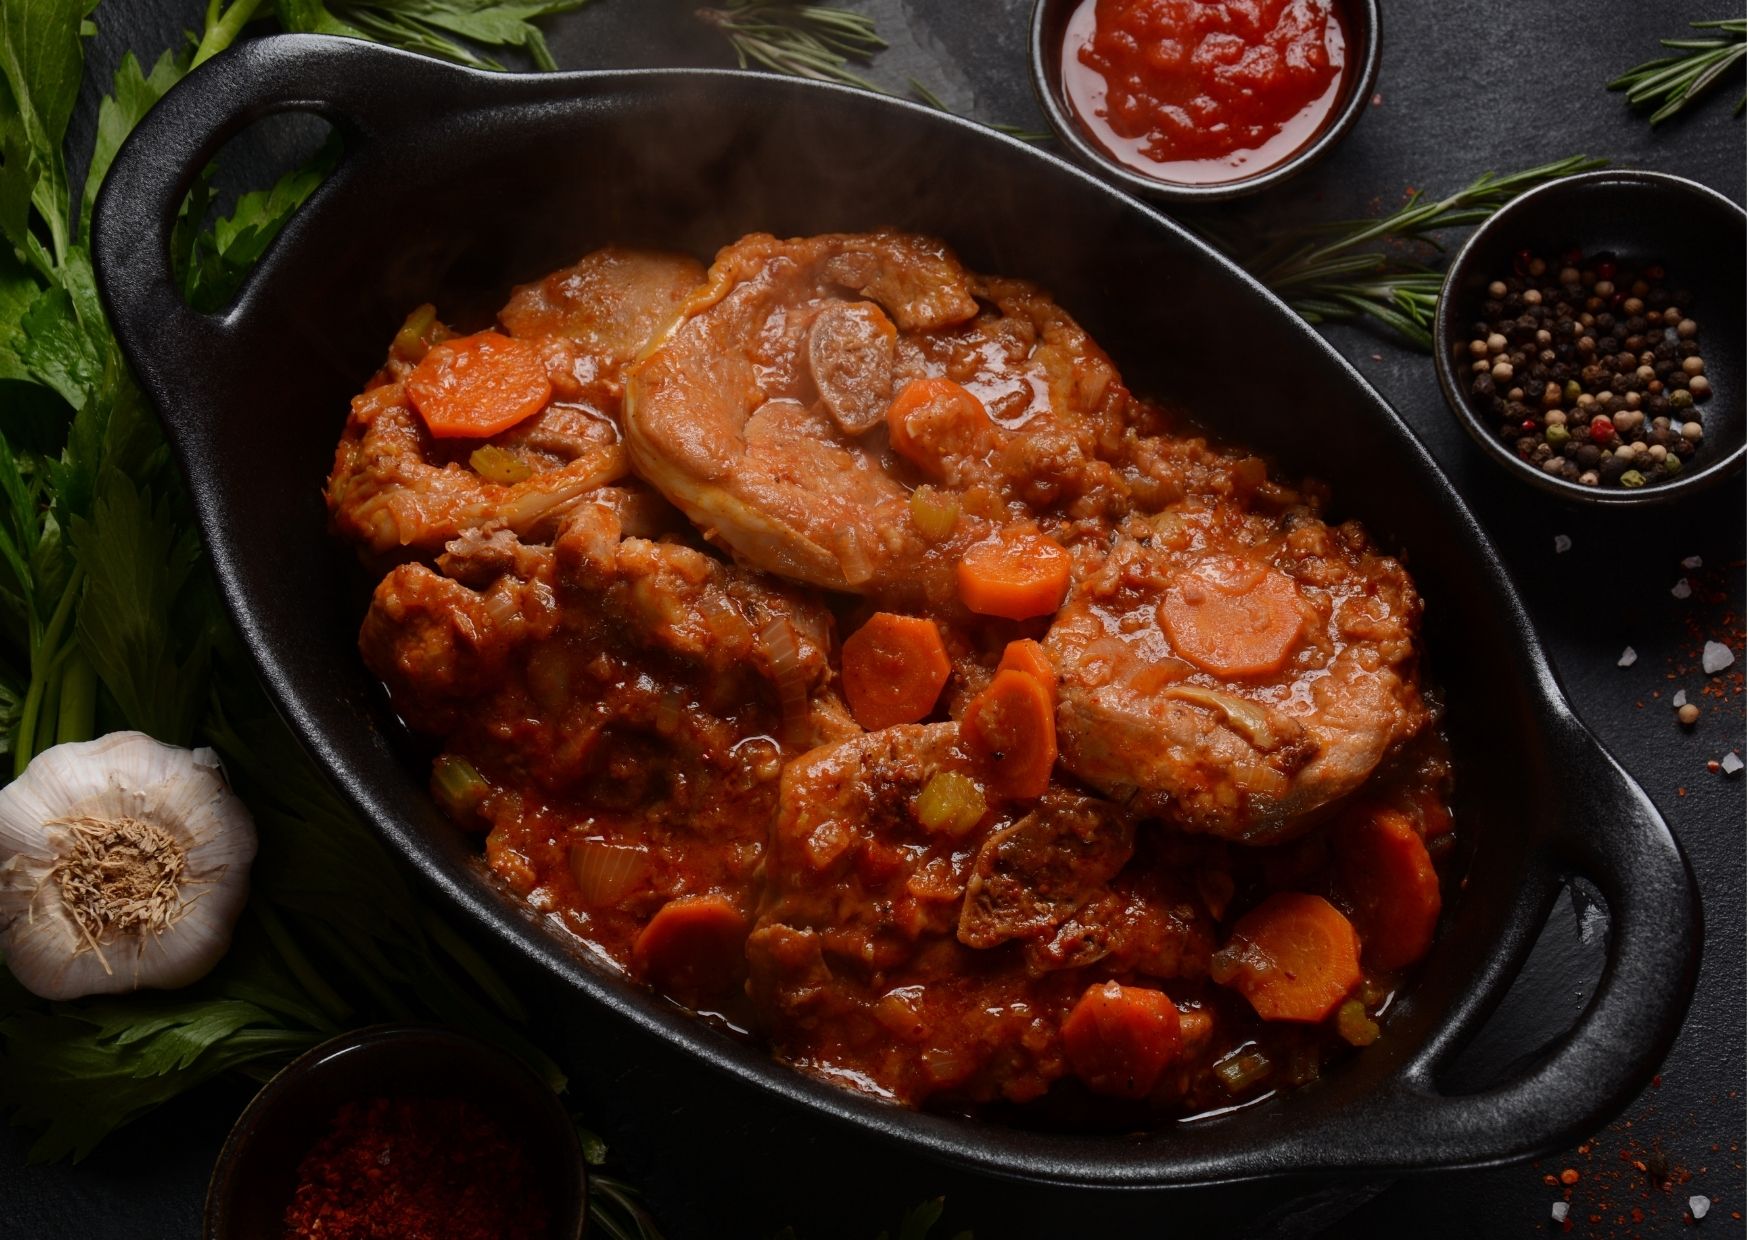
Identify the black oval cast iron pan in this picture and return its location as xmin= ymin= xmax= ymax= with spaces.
xmin=92 ymin=34 xmax=1699 ymax=1194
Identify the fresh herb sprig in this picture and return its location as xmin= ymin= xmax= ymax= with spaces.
xmin=696 ymin=0 xmax=886 ymax=89
xmin=695 ymin=2 xmax=1051 ymax=142
xmin=277 ymin=0 xmax=594 ymax=71
xmin=1206 ymin=155 xmax=1608 ymax=350
xmin=1610 ymin=18 xmax=1746 ymax=126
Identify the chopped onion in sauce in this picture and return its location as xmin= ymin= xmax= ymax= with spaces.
xmin=759 ymin=617 xmax=812 ymax=746
xmin=570 ymin=840 xmax=650 ymax=906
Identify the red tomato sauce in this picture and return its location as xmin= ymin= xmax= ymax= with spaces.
xmin=1062 ymin=0 xmax=1348 ymax=185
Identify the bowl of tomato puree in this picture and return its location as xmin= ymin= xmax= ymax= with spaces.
xmin=1031 ymin=0 xmax=1381 ymax=201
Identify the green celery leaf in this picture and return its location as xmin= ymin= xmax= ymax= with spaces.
xmin=0 ymin=247 xmax=38 ymax=381
xmin=272 ymin=0 xmax=370 ymax=40
xmin=68 ymin=466 xmax=211 ymax=746
xmin=15 ymin=284 xmax=100 ymax=409
xmin=896 ymin=1199 xmax=946 ymax=1240
xmin=276 ymin=0 xmax=586 ymax=71
xmin=413 ymin=0 xmax=587 ymax=71
xmin=0 ymin=1001 xmax=316 ymax=1162
xmin=0 ymin=434 xmax=41 ymax=643
xmin=79 ymin=49 xmax=188 ymax=237
xmin=0 ymin=0 xmax=91 ymax=264
xmin=74 ymin=996 xmax=279 ymax=1064
xmin=182 ymin=138 xmax=339 ymax=313
xmin=0 ymin=675 xmax=20 ymax=761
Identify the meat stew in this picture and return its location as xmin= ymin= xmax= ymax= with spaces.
xmin=326 ymin=230 xmax=1453 ymax=1121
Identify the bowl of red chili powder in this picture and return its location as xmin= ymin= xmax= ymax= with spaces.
xmin=1030 ymin=0 xmax=1382 ymax=202
xmin=204 ymin=1025 xmax=585 ymax=1240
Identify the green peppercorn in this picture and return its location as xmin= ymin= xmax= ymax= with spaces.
xmin=1664 ymin=457 xmax=1682 ymax=475
xmin=1544 ymin=424 xmax=1570 ymax=446
xmin=1620 ymin=470 xmax=1647 ymax=488
xmin=1563 ymin=380 xmax=1582 ymax=402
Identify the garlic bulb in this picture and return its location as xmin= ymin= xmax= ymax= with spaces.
xmin=0 ymin=731 xmax=257 ymax=1000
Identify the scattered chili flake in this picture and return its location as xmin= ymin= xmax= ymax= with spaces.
xmin=1561 ymin=1167 xmax=1581 ymax=1185
xmin=283 ymin=1096 xmax=553 ymax=1240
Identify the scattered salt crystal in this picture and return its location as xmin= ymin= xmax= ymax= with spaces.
xmin=1723 ymin=753 xmax=1744 ymax=777
xmin=1554 ymin=534 xmax=1572 ymax=554
xmin=1673 ymin=690 xmax=1687 ymax=708
xmin=1702 ymin=641 xmax=1735 ymax=674
xmin=1551 ymin=1201 xmax=1570 ymax=1222
xmin=1618 ymin=647 xmax=1638 ymax=668
xmin=1672 ymin=578 xmax=1692 ymax=599
xmin=1682 ymin=555 xmax=1703 ymax=570
xmin=1689 ymin=1194 xmax=1710 ymax=1219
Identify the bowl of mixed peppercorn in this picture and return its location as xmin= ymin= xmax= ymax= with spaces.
xmin=1434 ymin=169 xmax=1744 ymax=504
xmin=204 ymin=1025 xmax=586 ymax=1240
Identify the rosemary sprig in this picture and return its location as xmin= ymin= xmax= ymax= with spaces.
xmin=1206 ymin=155 xmax=1608 ymax=350
xmin=695 ymin=1 xmax=886 ymax=90
xmin=1609 ymin=18 xmax=1746 ymax=125
xmin=694 ymin=3 xmax=1052 ymax=142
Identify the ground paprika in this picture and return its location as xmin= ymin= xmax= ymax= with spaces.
xmin=283 ymin=1095 xmax=551 ymax=1240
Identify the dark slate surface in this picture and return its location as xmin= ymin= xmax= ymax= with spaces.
xmin=5 ymin=1 xmax=1743 ymax=1236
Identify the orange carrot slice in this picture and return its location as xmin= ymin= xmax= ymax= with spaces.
xmin=886 ymin=376 xmax=991 ymax=469
xmin=632 ymin=895 xmax=747 ymax=996
xmin=996 ymin=638 xmax=1057 ymax=707
xmin=406 ymin=331 xmax=552 ymax=439
xmin=956 ymin=529 xmax=1071 ymax=621
xmin=841 ymin=612 xmax=951 ymax=731
xmin=1158 ymin=557 xmax=1305 ymax=678
xmin=1212 ymin=892 xmax=1361 ymax=1023
xmin=962 ymin=668 xmax=1057 ymax=798
xmin=1336 ymin=807 xmax=1442 ymax=971
xmin=1061 ymin=981 xmax=1183 ymax=1099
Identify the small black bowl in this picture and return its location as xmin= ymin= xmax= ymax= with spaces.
xmin=1028 ymin=0 xmax=1381 ymax=203
xmin=204 ymin=1025 xmax=587 ymax=1240
xmin=1433 ymin=169 xmax=1746 ymax=506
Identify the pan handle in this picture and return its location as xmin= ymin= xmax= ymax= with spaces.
xmin=1353 ymin=708 xmax=1701 ymax=1171
xmin=92 ymin=36 xmax=480 ymax=397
